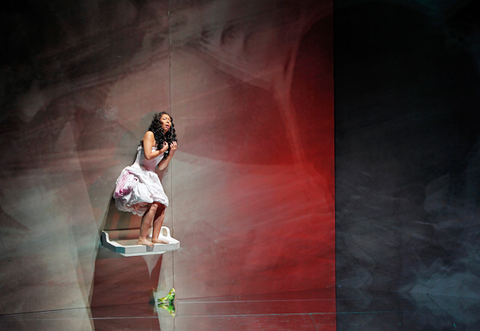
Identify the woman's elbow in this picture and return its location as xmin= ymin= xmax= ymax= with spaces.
xmin=144 ymin=153 xmax=154 ymax=160
xmin=158 ymin=164 xmax=166 ymax=171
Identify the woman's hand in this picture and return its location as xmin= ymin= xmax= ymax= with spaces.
xmin=157 ymin=141 xmax=178 ymax=170
xmin=160 ymin=141 xmax=169 ymax=153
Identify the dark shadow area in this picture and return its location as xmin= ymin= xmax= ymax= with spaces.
xmin=335 ymin=0 xmax=480 ymax=298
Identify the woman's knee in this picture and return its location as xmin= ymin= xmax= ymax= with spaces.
xmin=148 ymin=203 xmax=158 ymax=213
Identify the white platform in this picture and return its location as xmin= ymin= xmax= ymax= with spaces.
xmin=101 ymin=226 xmax=180 ymax=257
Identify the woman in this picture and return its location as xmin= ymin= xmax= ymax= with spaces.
xmin=113 ymin=112 xmax=178 ymax=247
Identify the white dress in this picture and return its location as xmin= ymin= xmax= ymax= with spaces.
xmin=113 ymin=146 xmax=169 ymax=216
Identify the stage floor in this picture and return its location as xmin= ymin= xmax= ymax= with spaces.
xmin=1 ymin=288 xmax=478 ymax=330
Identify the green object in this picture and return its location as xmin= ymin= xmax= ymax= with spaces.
xmin=158 ymin=288 xmax=175 ymax=305
xmin=158 ymin=301 xmax=175 ymax=317
xmin=158 ymin=288 xmax=176 ymax=317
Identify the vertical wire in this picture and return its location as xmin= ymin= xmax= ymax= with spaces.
xmin=167 ymin=5 xmax=176 ymax=293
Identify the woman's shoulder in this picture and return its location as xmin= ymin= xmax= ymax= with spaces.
xmin=144 ymin=130 xmax=155 ymax=138
xmin=143 ymin=131 xmax=156 ymax=142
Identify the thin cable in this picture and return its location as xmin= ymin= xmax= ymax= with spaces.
xmin=167 ymin=5 xmax=176 ymax=293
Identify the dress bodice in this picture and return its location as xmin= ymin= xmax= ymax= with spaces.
xmin=135 ymin=146 xmax=164 ymax=171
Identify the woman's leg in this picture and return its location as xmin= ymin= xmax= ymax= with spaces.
xmin=152 ymin=202 xmax=168 ymax=244
xmin=137 ymin=203 xmax=158 ymax=247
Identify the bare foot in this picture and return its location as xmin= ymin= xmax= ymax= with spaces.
xmin=152 ymin=239 xmax=169 ymax=244
xmin=137 ymin=238 xmax=154 ymax=247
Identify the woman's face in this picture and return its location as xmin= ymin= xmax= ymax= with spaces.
xmin=160 ymin=114 xmax=171 ymax=132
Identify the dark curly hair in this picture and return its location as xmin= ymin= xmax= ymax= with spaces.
xmin=145 ymin=112 xmax=178 ymax=159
